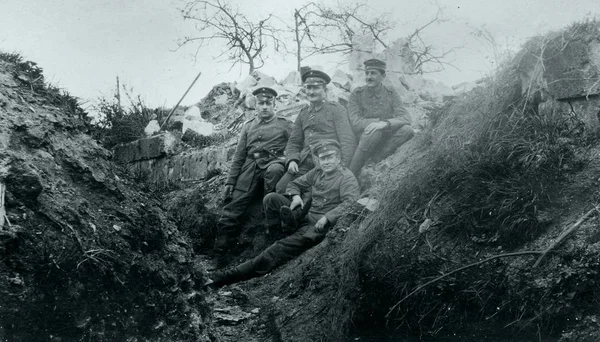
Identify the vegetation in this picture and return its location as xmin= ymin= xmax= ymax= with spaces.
xmin=309 ymin=19 xmax=600 ymax=341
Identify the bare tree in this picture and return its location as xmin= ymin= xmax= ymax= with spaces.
xmin=406 ymin=9 xmax=460 ymax=74
xmin=179 ymin=0 xmax=284 ymax=74
xmin=290 ymin=1 xmax=393 ymax=63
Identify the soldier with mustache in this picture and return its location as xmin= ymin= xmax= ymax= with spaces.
xmin=348 ymin=59 xmax=414 ymax=176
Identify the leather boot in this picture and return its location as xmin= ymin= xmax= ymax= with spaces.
xmin=349 ymin=149 xmax=370 ymax=176
xmin=213 ymin=228 xmax=240 ymax=255
xmin=204 ymin=261 xmax=257 ymax=289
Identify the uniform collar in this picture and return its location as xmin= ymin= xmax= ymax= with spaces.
xmin=364 ymin=83 xmax=384 ymax=97
xmin=308 ymin=101 xmax=326 ymax=113
xmin=259 ymin=115 xmax=276 ymax=123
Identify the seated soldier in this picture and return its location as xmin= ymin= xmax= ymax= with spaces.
xmin=348 ymin=58 xmax=415 ymax=176
xmin=204 ymin=139 xmax=360 ymax=288
xmin=276 ymin=69 xmax=356 ymax=193
xmin=214 ymin=87 xmax=293 ymax=253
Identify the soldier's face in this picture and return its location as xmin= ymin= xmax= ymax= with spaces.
xmin=365 ymin=69 xmax=385 ymax=88
xmin=305 ymin=84 xmax=327 ymax=103
xmin=318 ymin=152 xmax=342 ymax=173
xmin=256 ymin=98 xmax=275 ymax=120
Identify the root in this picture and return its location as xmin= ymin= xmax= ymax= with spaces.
xmin=532 ymin=206 xmax=598 ymax=268
xmin=385 ymin=251 xmax=543 ymax=318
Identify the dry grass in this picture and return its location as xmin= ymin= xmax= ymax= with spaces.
xmin=318 ymin=19 xmax=599 ymax=340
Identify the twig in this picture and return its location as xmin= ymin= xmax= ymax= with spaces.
xmin=532 ymin=207 xmax=598 ymax=268
xmin=385 ymin=251 xmax=543 ymax=318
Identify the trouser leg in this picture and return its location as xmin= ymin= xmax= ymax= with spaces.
xmin=250 ymin=226 xmax=323 ymax=275
xmin=264 ymin=163 xmax=286 ymax=194
xmin=349 ymin=130 xmax=384 ymax=176
xmin=378 ymin=125 xmax=414 ymax=161
xmin=275 ymin=158 xmax=314 ymax=194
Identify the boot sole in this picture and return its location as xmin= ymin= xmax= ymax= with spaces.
xmin=279 ymin=206 xmax=297 ymax=231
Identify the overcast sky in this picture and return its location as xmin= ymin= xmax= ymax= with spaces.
xmin=0 ymin=0 xmax=596 ymax=111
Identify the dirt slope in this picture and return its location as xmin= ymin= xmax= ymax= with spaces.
xmin=0 ymin=55 xmax=213 ymax=341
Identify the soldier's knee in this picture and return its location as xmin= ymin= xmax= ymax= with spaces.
xmin=265 ymin=163 xmax=285 ymax=177
xmin=263 ymin=192 xmax=279 ymax=206
xmin=358 ymin=130 xmax=383 ymax=150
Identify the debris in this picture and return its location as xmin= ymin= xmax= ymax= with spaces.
xmin=213 ymin=306 xmax=252 ymax=325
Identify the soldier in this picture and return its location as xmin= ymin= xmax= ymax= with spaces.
xmin=214 ymin=86 xmax=293 ymax=253
xmin=276 ymin=70 xmax=356 ymax=194
xmin=204 ymin=139 xmax=360 ymax=288
xmin=348 ymin=58 xmax=415 ymax=176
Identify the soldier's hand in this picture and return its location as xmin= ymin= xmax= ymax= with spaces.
xmin=290 ymin=195 xmax=304 ymax=211
xmin=288 ymin=161 xmax=299 ymax=174
xmin=222 ymin=185 xmax=234 ymax=202
xmin=314 ymin=216 xmax=329 ymax=233
xmin=364 ymin=121 xmax=388 ymax=134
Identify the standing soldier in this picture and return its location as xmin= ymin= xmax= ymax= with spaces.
xmin=276 ymin=70 xmax=356 ymax=194
xmin=348 ymin=59 xmax=415 ymax=176
xmin=214 ymin=87 xmax=293 ymax=253
xmin=204 ymin=139 xmax=360 ymax=288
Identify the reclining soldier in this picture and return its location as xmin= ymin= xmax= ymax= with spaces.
xmin=348 ymin=58 xmax=415 ymax=176
xmin=204 ymin=139 xmax=360 ymax=288
xmin=214 ymin=87 xmax=293 ymax=253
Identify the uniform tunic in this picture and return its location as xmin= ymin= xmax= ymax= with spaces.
xmin=285 ymin=102 xmax=356 ymax=168
xmin=219 ymin=115 xmax=293 ymax=230
xmin=256 ymin=166 xmax=359 ymax=273
xmin=348 ymin=84 xmax=411 ymax=133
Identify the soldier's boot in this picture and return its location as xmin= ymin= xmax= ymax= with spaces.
xmin=213 ymin=228 xmax=240 ymax=255
xmin=349 ymin=149 xmax=370 ymax=177
xmin=279 ymin=205 xmax=299 ymax=233
xmin=204 ymin=261 xmax=257 ymax=289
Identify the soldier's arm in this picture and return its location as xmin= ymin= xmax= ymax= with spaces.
xmin=225 ymin=123 xmax=249 ymax=185
xmin=285 ymin=168 xmax=315 ymax=197
xmin=323 ymin=172 xmax=360 ymax=225
xmin=332 ymin=105 xmax=357 ymax=167
xmin=348 ymin=89 xmax=378 ymax=134
xmin=387 ymin=88 xmax=411 ymax=129
xmin=284 ymin=113 xmax=304 ymax=166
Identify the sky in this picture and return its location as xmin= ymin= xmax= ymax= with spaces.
xmin=0 ymin=0 xmax=597 ymax=112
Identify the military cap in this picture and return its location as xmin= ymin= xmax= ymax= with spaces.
xmin=302 ymin=70 xmax=331 ymax=85
xmin=252 ymin=86 xmax=278 ymax=99
xmin=364 ymin=58 xmax=386 ymax=72
xmin=311 ymin=139 xmax=341 ymax=158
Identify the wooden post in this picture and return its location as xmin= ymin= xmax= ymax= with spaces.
xmin=160 ymin=71 xmax=202 ymax=131
xmin=0 ymin=182 xmax=5 ymax=229
xmin=116 ymin=76 xmax=121 ymax=112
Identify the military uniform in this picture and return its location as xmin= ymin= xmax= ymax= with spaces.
xmin=218 ymin=115 xmax=293 ymax=233
xmin=205 ymin=140 xmax=359 ymax=288
xmin=276 ymin=101 xmax=356 ymax=192
xmin=348 ymin=59 xmax=415 ymax=176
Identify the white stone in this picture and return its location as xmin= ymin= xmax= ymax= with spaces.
xmin=214 ymin=94 xmax=229 ymax=105
xmin=144 ymin=119 xmax=161 ymax=136
xmin=282 ymin=71 xmax=301 ymax=86
xmin=357 ymin=197 xmax=379 ymax=212
xmin=184 ymin=106 xmax=203 ymax=121
xmin=331 ymin=69 xmax=352 ymax=91
xmin=183 ymin=119 xmax=214 ymax=136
